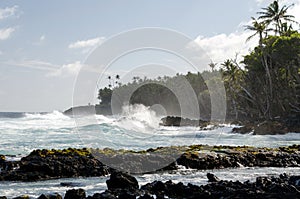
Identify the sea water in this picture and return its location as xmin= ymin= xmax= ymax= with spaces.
xmin=0 ymin=104 xmax=300 ymax=197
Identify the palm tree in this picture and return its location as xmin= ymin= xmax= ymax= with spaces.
xmin=257 ymin=0 xmax=297 ymax=35
xmin=208 ymin=60 xmax=217 ymax=71
xmin=245 ymin=17 xmax=267 ymax=47
xmin=221 ymin=60 xmax=239 ymax=82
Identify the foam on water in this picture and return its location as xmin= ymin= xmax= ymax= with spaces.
xmin=0 ymin=105 xmax=300 ymax=197
xmin=1 ymin=104 xmax=300 ymax=156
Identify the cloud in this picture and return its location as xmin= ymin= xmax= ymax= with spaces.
xmin=0 ymin=5 xmax=18 ymax=20
xmin=68 ymin=37 xmax=105 ymax=49
xmin=3 ymin=59 xmax=82 ymax=77
xmin=0 ymin=27 xmax=15 ymax=40
xmin=194 ymin=31 xmax=257 ymax=64
xmin=48 ymin=61 xmax=82 ymax=77
xmin=3 ymin=60 xmax=59 ymax=71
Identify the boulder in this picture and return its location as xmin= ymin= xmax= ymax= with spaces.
xmin=37 ymin=193 xmax=62 ymax=199
xmin=207 ymin=173 xmax=220 ymax=182
xmin=86 ymin=191 xmax=116 ymax=199
xmin=232 ymin=124 xmax=254 ymax=134
xmin=64 ymin=189 xmax=86 ymax=199
xmin=106 ymin=171 xmax=139 ymax=190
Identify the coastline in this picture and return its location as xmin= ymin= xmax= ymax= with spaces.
xmin=0 ymin=145 xmax=300 ymax=198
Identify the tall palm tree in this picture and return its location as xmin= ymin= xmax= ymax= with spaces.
xmin=245 ymin=17 xmax=267 ymax=47
xmin=221 ymin=59 xmax=239 ymax=82
xmin=257 ymin=0 xmax=297 ymax=35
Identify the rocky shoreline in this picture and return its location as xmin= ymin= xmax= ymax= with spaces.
xmin=1 ymin=171 xmax=300 ymax=199
xmin=160 ymin=116 xmax=300 ymax=135
xmin=1 ymin=145 xmax=300 ymax=181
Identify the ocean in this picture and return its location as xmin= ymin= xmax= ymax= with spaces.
xmin=1 ymin=104 xmax=300 ymax=198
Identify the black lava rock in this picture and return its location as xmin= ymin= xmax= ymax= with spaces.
xmin=106 ymin=171 xmax=139 ymax=190
xmin=64 ymin=189 xmax=86 ymax=199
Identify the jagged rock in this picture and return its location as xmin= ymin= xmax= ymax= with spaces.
xmin=207 ymin=173 xmax=220 ymax=182
xmin=37 ymin=193 xmax=62 ymax=199
xmin=106 ymin=171 xmax=139 ymax=190
xmin=0 ymin=148 xmax=109 ymax=181
xmin=64 ymin=189 xmax=86 ymax=199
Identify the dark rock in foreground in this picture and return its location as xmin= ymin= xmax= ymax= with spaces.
xmin=0 ymin=148 xmax=109 ymax=182
xmin=106 ymin=171 xmax=139 ymax=191
xmin=64 ymin=189 xmax=86 ymax=199
xmin=37 ymin=193 xmax=62 ymax=199
xmin=207 ymin=173 xmax=220 ymax=182
xmin=42 ymin=172 xmax=300 ymax=199
xmin=140 ymin=173 xmax=300 ymax=199
xmin=3 ymin=169 xmax=300 ymax=198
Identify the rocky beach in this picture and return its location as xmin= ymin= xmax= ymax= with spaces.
xmin=1 ymin=144 xmax=300 ymax=198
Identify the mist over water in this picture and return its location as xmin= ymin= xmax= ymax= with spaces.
xmin=1 ymin=104 xmax=300 ymax=156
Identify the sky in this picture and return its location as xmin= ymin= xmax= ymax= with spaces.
xmin=0 ymin=0 xmax=299 ymax=112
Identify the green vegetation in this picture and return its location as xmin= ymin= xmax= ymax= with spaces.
xmin=98 ymin=0 xmax=300 ymax=121
xmin=29 ymin=148 xmax=92 ymax=157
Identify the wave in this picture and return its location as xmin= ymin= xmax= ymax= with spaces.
xmin=113 ymin=104 xmax=161 ymax=133
xmin=24 ymin=110 xmax=70 ymax=120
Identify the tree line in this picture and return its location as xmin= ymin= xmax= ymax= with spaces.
xmin=98 ymin=1 xmax=300 ymax=121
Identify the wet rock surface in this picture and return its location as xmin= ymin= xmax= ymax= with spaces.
xmin=160 ymin=115 xmax=300 ymax=135
xmin=160 ymin=116 xmax=209 ymax=127
xmin=232 ymin=117 xmax=300 ymax=135
xmin=37 ymin=193 xmax=62 ymax=199
xmin=106 ymin=171 xmax=139 ymax=191
xmin=1 ymin=145 xmax=300 ymax=182
xmin=8 ymin=171 xmax=300 ymax=199
xmin=0 ymin=148 xmax=109 ymax=181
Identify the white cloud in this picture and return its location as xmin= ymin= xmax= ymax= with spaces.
xmin=3 ymin=59 xmax=82 ymax=77
xmin=48 ymin=61 xmax=82 ymax=77
xmin=3 ymin=60 xmax=58 ymax=71
xmin=0 ymin=5 xmax=18 ymax=20
xmin=68 ymin=37 xmax=105 ymax=49
xmin=194 ymin=31 xmax=257 ymax=64
xmin=0 ymin=28 xmax=15 ymax=40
